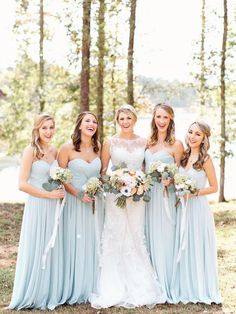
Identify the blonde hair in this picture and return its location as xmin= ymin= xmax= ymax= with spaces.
xmin=149 ymin=103 xmax=175 ymax=146
xmin=181 ymin=121 xmax=211 ymax=170
xmin=31 ymin=113 xmax=55 ymax=159
xmin=115 ymin=104 xmax=137 ymax=123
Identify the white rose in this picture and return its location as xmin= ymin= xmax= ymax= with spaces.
xmin=50 ymin=167 xmax=59 ymax=180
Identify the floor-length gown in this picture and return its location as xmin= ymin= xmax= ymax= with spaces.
xmin=145 ymin=150 xmax=177 ymax=302
xmin=60 ymin=157 xmax=104 ymax=305
xmin=90 ymin=137 xmax=166 ymax=308
xmin=171 ymin=167 xmax=221 ymax=304
xmin=9 ymin=160 xmax=64 ymax=310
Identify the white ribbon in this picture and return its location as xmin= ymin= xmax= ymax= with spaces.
xmin=94 ymin=196 xmax=100 ymax=249
xmin=42 ymin=192 xmax=66 ymax=270
xmin=163 ymin=187 xmax=176 ymax=225
xmin=177 ymin=194 xmax=189 ymax=263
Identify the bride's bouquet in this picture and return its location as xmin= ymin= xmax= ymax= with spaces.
xmin=148 ymin=161 xmax=178 ymax=183
xmin=174 ymin=173 xmax=197 ymax=198
xmin=78 ymin=177 xmax=103 ymax=213
xmin=42 ymin=166 xmax=73 ymax=191
xmin=104 ymin=163 xmax=152 ymax=208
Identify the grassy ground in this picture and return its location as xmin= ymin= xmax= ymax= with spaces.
xmin=0 ymin=201 xmax=235 ymax=314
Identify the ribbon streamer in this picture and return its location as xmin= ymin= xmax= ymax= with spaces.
xmin=177 ymin=194 xmax=189 ymax=263
xmin=42 ymin=191 xmax=66 ymax=269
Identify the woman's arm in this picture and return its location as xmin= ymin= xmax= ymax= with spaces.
xmin=57 ymin=144 xmax=79 ymax=197
xmin=19 ymin=146 xmax=64 ymax=199
xmin=101 ymin=140 xmax=111 ymax=176
xmin=173 ymin=140 xmax=184 ymax=166
xmin=194 ymin=157 xmax=218 ymax=197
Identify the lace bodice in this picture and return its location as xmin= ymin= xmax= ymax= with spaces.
xmin=109 ymin=137 xmax=147 ymax=170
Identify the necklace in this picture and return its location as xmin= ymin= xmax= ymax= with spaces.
xmin=189 ymin=155 xmax=198 ymax=163
xmin=81 ymin=145 xmax=93 ymax=153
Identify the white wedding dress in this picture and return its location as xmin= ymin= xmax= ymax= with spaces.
xmin=90 ymin=137 xmax=166 ymax=308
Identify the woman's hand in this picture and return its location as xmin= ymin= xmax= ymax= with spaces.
xmin=161 ymin=178 xmax=173 ymax=187
xmin=81 ymin=193 xmax=94 ymax=203
xmin=48 ymin=188 xmax=65 ymax=199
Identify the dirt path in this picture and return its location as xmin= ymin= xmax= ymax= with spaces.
xmin=0 ymin=245 xmax=17 ymax=268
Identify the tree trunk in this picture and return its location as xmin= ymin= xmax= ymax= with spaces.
xmin=127 ymin=0 xmax=137 ymax=106
xmin=39 ymin=0 xmax=45 ymax=112
xmin=80 ymin=0 xmax=91 ymax=112
xmin=96 ymin=0 xmax=106 ymax=142
xmin=219 ymin=0 xmax=228 ymax=202
xmin=200 ymin=0 xmax=206 ymax=108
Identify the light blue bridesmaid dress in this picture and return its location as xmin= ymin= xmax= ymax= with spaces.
xmin=145 ymin=149 xmax=177 ymax=302
xmin=9 ymin=160 xmax=64 ymax=310
xmin=171 ymin=167 xmax=221 ymax=304
xmin=60 ymin=157 xmax=104 ymax=305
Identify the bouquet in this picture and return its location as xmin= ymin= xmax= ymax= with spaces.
xmin=174 ymin=173 xmax=197 ymax=198
xmin=42 ymin=166 xmax=73 ymax=191
xmin=148 ymin=161 xmax=178 ymax=183
xmin=78 ymin=176 xmax=103 ymax=213
xmin=148 ymin=161 xmax=178 ymax=224
xmin=104 ymin=163 xmax=152 ymax=208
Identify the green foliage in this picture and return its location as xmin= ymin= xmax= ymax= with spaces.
xmin=0 ymin=55 xmax=77 ymax=154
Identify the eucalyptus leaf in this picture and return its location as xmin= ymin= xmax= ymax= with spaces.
xmin=78 ymin=191 xmax=85 ymax=200
xmin=42 ymin=182 xmax=59 ymax=191
xmin=133 ymin=194 xmax=141 ymax=202
xmin=143 ymin=194 xmax=151 ymax=202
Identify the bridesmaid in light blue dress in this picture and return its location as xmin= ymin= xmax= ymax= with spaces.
xmin=58 ymin=111 xmax=104 ymax=305
xmin=171 ymin=121 xmax=221 ymax=304
xmin=9 ymin=113 xmax=65 ymax=310
xmin=145 ymin=104 xmax=184 ymax=302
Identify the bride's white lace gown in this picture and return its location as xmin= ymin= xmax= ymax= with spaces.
xmin=90 ymin=137 xmax=166 ymax=308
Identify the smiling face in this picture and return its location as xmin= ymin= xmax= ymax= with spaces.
xmin=154 ymin=107 xmax=172 ymax=134
xmin=117 ymin=111 xmax=136 ymax=133
xmin=186 ymin=123 xmax=205 ymax=149
xmin=38 ymin=119 xmax=55 ymax=144
xmin=79 ymin=113 xmax=98 ymax=137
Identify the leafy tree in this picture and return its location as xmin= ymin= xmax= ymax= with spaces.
xmin=127 ymin=0 xmax=137 ymax=106
xmin=219 ymin=0 xmax=228 ymax=202
xmin=80 ymin=0 xmax=92 ymax=111
xmin=96 ymin=0 xmax=106 ymax=142
xmin=39 ymin=0 xmax=45 ymax=112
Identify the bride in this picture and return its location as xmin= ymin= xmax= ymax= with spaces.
xmin=90 ymin=104 xmax=166 ymax=308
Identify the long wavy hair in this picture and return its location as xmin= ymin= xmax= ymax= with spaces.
xmin=149 ymin=103 xmax=175 ymax=146
xmin=71 ymin=111 xmax=99 ymax=153
xmin=31 ymin=113 xmax=55 ymax=160
xmin=181 ymin=121 xmax=211 ymax=170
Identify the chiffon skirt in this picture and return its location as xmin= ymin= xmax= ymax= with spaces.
xmin=145 ymin=183 xmax=177 ymax=302
xmin=60 ymin=194 xmax=104 ymax=305
xmin=9 ymin=196 xmax=64 ymax=310
xmin=170 ymin=196 xmax=222 ymax=304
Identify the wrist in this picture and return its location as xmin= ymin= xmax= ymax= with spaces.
xmin=194 ymin=189 xmax=200 ymax=197
xmin=45 ymin=191 xmax=51 ymax=199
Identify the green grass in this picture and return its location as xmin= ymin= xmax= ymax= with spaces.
xmin=0 ymin=201 xmax=236 ymax=313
